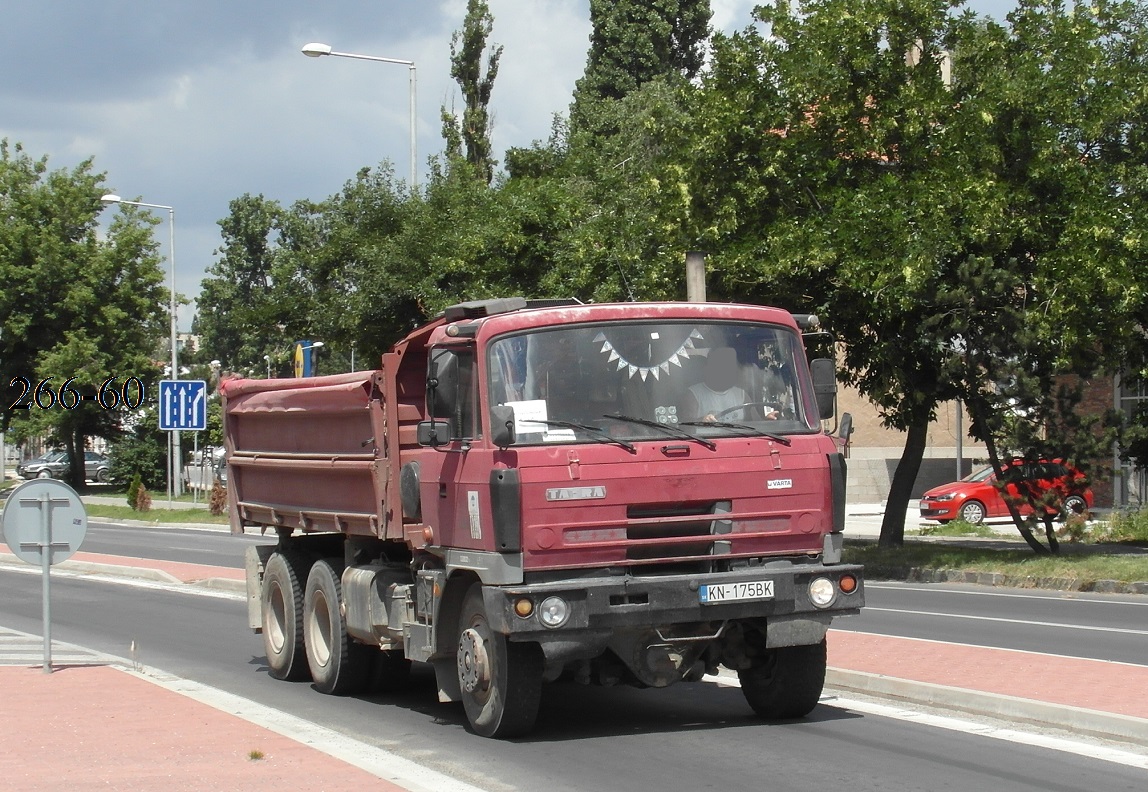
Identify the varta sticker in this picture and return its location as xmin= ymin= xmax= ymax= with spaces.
xmin=767 ymin=479 xmax=793 ymax=490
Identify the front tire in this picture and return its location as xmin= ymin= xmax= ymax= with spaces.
xmin=304 ymin=559 xmax=372 ymax=695
xmin=261 ymin=552 xmax=310 ymax=681
xmin=738 ymin=639 xmax=827 ymax=719
xmin=1061 ymin=494 xmax=1089 ymax=520
xmin=959 ymin=499 xmax=986 ymax=525
xmin=37 ymin=469 xmax=52 ymax=479
xmin=457 ymin=583 xmax=543 ymax=738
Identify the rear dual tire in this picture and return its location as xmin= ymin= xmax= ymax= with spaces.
xmin=261 ymin=552 xmax=310 ymax=681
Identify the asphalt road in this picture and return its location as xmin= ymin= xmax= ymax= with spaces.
xmin=840 ymin=581 xmax=1148 ymax=666
xmin=5 ymin=520 xmax=1148 ymax=788
xmin=0 ymin=568 xmax=1143 ymax=792
xmin=77 ymin=521 xmax=1148 ymax=667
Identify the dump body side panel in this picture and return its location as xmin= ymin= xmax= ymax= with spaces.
xmin=221 ymin=371 xmax=385 ymax=536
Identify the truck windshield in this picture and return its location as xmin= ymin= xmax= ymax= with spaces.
xmin=487 ymin=321 xmax=818 ymax=445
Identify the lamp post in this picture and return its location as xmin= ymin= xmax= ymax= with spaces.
xmin=264 ymin=355 xmax=272 ymax=379
xmin=302 ymin=42 xmax=417 ymax=188
xmin=101 ymin=193 xmax=183 ymax=500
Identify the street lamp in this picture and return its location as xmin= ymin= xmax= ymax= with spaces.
xmin=302 ymin=42 xmax=418 ymax=188
xmin=263 ymin=355 xmax=272 ymax=378
xmin=101 ymin=193 xmax=183 ymax=501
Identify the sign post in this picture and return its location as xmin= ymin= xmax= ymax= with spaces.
xmin=1 ymin=479 xmax=88 ymax=673
xmin=158 ymin=379 xmax=207 ymax=508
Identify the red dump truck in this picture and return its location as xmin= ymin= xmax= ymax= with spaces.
xmin=222 ymin=298 xmax=863 ymax=738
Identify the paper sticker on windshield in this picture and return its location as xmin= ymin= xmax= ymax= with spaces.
xmin=767 ymin=479 xmax=793 ymax=490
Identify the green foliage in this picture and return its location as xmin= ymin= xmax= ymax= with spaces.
xmin=672 ymin=0 xmax=1148 ymax=551
xmin=0 ymin=140 xmax=167 ymax=483
xmin=443 ymin=0 xmax=503 ymax=183
xmin=1091 ymin=509 xmax=1148 ymax=544
xmin=110 ymin=413 xmax=168 ymax=491
xmin=918 ymin=519 xmax=998 ymax=538
xmin=126 ymin=473 xmax=143 ymax=510
xmin=843 ymin=539 xmax=1148 ymax=585
xmin=572 ymin=0 xmax=711 ymax=129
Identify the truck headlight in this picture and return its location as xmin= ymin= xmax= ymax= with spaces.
xmin=809 ymin=577 xmax=836 ymax=608
xmin=538 ymin=596 xmax=569 ymax=628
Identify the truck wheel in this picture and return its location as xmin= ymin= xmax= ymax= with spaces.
xmin=738 ymin=639 xmax=826 ymax=719
xmin=304 ymin=560 xmax=371 ymax=695
xmin=456 ymin=583 xmax=543 ymax=738
xmin=261 ymin=552 xmax=310 ymax=681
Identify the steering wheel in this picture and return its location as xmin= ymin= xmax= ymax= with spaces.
xmin=715 ymin=401 xmax=782 ymax=420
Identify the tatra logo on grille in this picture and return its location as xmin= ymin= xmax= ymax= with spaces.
xmin=546 ymin=486 xmax=607 ymax=501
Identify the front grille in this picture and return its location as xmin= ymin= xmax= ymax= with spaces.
xmin=625 ymin=502 xmax=720 ymax=574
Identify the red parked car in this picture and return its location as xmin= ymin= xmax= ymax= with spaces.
xmin=919 ymin=460 xmax=1093 ymax=525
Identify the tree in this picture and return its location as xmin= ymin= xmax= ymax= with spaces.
xmin=573 ymin=0 xmax=711 ymax=119
xmin=675 ymin=0 xmax=1148 ymax=551
xmin=0 ymin=140 xmax=167 ymax=489
xmin=196 ymin=194 xmax=288 ymax=375
xmin=442 ymin=0 xmax=504 ymax=184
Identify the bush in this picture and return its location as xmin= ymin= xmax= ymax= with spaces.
xmin=209 ymin=481 xmax=228 ymax=516
xmin=1094 ymin=509 xmax=1148 ymax=544
xmin=133 ymin=485 xmax=152 ymax=512
xmin=109 ymin=413 xmax=168 ymax=491
xmin=126 ymin=474 xmax=143 ymax=510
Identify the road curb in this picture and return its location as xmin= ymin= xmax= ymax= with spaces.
xmin=825 ymin=668 xmax=1148 ymax=747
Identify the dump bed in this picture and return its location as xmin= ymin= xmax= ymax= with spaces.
xmin=220 ymin=371 xmax=386 ymax=536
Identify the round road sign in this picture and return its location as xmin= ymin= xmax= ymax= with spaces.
xmin=1 ymin=478 xmax=88 ymax=565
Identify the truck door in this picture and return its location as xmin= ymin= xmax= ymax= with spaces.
xmin=420 ymin=346 xmax=495 ymax=551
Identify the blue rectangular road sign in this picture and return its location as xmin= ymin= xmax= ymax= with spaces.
xmin=158 ymin=380 xmax=207 ymax=431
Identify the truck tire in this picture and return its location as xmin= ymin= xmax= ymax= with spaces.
xmin=738 ymin=639 xmax=827 ymax=719
xmin=261 ymin=552 xmax=310 ymax=681
xmin=456 ymin=583 xmax=543 ymax=738
xmin=303 ymin=560 xmax=372 ymax=695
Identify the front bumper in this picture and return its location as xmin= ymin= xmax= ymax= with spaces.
xmin=919 ymin=502 xmax=957 ymax=520
xmin=480 ymin=563 xmax=864 ymax=640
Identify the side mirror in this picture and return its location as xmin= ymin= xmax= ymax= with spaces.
xmin=810 ymin=358 xmax=837 ymax=421
xmin=490 ymin=405 xmax=516 ymax=448
xmin=417 ymin=420 xmax=453 ymax=447
xmin=838 ymin=412 xmax=853 ymax=440
xmin=427 ymin=349 xmax=459 ymax=420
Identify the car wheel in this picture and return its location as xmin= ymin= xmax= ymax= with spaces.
xmin=1061 ymin=495 xmax=1088 ymax=520
xmin=96 ymin=468 xmax=110 ymax=483
xmin=959 ymin=500 xmax=986 ymax=525
xmin=36 ymin=469 xmax=52 ymax=479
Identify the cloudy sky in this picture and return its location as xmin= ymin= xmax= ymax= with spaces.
xmin=2 ymin=1 xmax=1015 ymax=331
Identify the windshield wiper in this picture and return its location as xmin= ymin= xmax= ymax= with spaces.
xmin=519 ymin=418 xmax=637 ymax=453
xmin=604 ymin=413 xmax=717 ymax=451
xmin=680 ymin=420 xmax=792 ymax=446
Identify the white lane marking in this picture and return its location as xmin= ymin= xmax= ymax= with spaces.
xmin=866 ymin=582 xmax=1148 ymax=607
xmin=710 ymin=675 xmax=1148 ymax=770
xmin=864 ymin=606 xmax=1148 ymax=636
xmin=0 ymin=563 xmax=244 ymax=602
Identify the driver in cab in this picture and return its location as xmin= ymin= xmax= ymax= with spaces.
xmin=686 ymin=347 xmax=748 ymax=422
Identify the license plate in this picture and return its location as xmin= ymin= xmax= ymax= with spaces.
xmin=699 ymin=580 xmax=775 ymax=604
